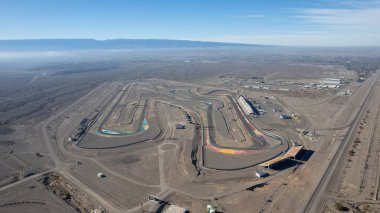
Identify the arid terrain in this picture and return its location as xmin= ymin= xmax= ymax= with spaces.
xmin=1 ymin=47 xmax=380 ymax=213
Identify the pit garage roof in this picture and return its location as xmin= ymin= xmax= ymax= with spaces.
xmin=259 ymin=155 xmax=289 ymax=167
xmin=286 ymin=145 xmax=303 ymax=158
xmin=260 ymin=146 xmax=303 ymax=167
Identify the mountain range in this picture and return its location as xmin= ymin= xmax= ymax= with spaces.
xmin=0 ymin=39 xmax=261 ymax=51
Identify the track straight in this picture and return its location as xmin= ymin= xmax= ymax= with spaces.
xmin=302 ymin=71 xmax=380 ymax=213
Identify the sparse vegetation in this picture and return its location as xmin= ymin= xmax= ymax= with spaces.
xmin=334 ymin=202 xmax=349 ymax=211
xmin=1 ymin=41 xmax=379 ymax=213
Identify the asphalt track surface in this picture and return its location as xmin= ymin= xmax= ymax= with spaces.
xmin=78 ymin=83 xmax=288 ymax=169
xmin=182 ymin=89 xmax=269 ymax=149
xmin=78 ymin=99 xmax=161 ymax=149
xmin=77 ymin=88 xmax=196 ymax=149
xmin=98 ymin=83 xmax=139 ymax=135
xmin=302 ymin=71 xmax=380 ymax=213
xmin=0 ymin=81 xmax=294 ymax=213
xmin=77 ymin=83 xmax=163 ymax=148
xmin=98 ymin=84 xmax=148 ymax=136
xmin=172 ymin=88 xmax=288 ymax=169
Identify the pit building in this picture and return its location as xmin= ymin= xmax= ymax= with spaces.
xmin=237 ymin=96 xmax=254 ymax=115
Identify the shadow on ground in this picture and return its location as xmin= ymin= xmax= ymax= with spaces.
xmin=297 ymin=149 xmax=314 ymax=161
xmin=269 ymin=159 xmax=303 ymax=171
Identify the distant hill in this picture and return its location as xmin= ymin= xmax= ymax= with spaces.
xmin=0 ymin=39 xmax=262 ymax=51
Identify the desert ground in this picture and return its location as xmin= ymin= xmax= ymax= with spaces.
xmin=0 ymin=48 xmax=379 ymax=213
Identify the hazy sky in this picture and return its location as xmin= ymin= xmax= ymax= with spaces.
xmin=1 ymin=0 xmax=380 ymax=46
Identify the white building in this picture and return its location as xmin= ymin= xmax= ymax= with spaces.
xmin=323 ymin=78 xmax=341 ymax=85
xmin=237 ymin=96 xmax=254 ymax=115
xmin=256 ymin=170 xmax=268 ymax=178
xmin=207 ymin=205 xmax=216 ymax=213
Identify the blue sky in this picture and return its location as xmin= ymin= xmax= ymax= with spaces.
xmin=0 ymin=0 xmax=379 ymax=46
